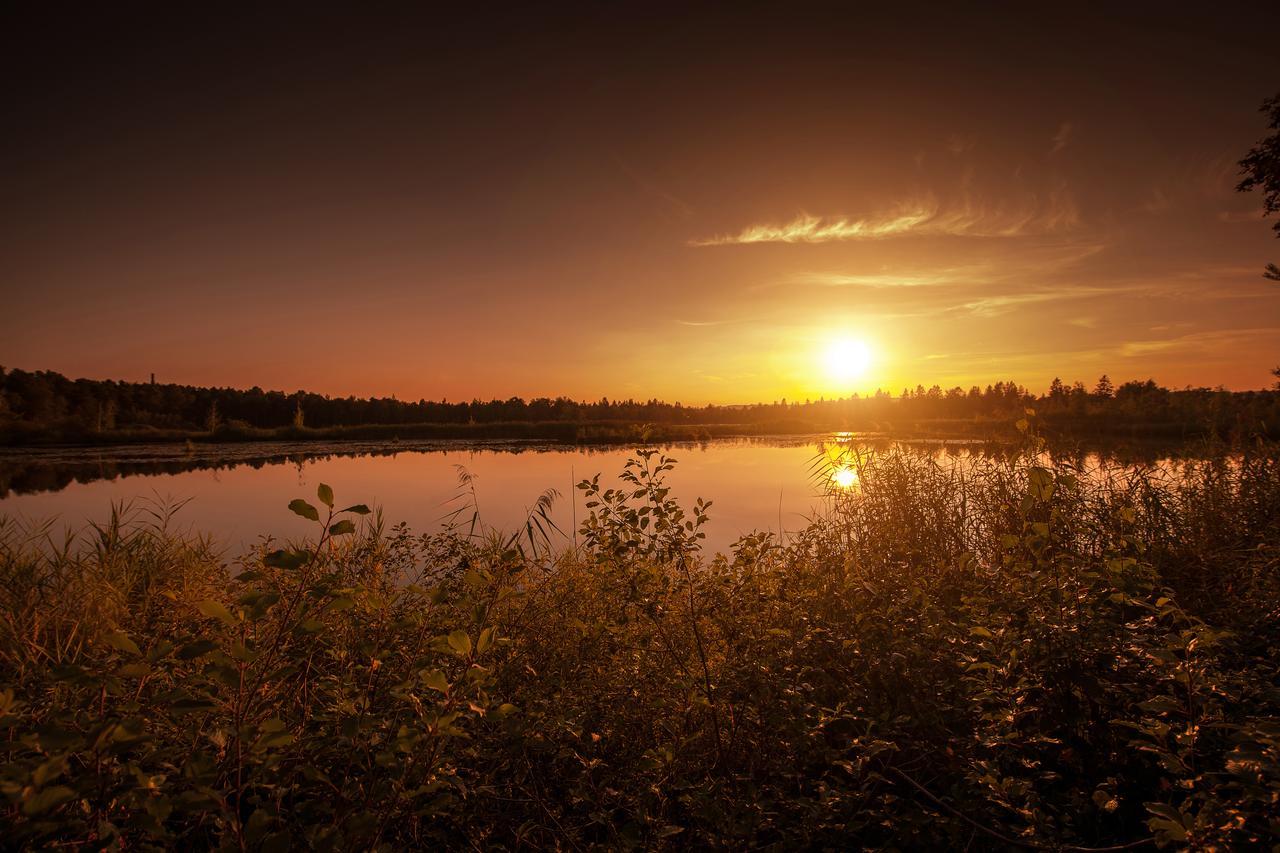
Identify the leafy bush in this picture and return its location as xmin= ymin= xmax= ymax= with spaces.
xmin=2 ymin=430 xmax=1278 ymax=849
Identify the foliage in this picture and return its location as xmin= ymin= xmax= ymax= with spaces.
xmin=1237 ymin=90 xmax=1280 ymax=281
xmin=2 ymin=432 xmax=1279 ymax=849
xmin=3 ymin=366 xmax=1280 ymax=447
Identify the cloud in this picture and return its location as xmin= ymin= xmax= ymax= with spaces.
xmin=690 ymin=187 xmax=1080 ymax=246
xmin=675 ymin=318 xmax=741 ymax=327
xmin=1143 ymin=186 xmax=1172 ymax=214
xmin=951 ymin=286 xmax=1121 ymax=319
xmin=772 ymin=242 xmax=1106 ymax=292
xmin=777 ymin=266 xmax=989 ymax=290
xmin=1050 ymin=122 xmax=1073 ymax=155
xmin=617 ymin=160 xmax=694 ymax=218
xmin=1118 ymin=328 xmax=1280 ymax=357
xmin=689 ymin=208 xmax=935 ymax=246
xmin=1218 ymin=209 xmax=1267 ymax=223
xmin=947 ymin=134 xmax=976 ymax=155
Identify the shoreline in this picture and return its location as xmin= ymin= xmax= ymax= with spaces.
xmin=0 ymin=414 xmax=1232 ymax=450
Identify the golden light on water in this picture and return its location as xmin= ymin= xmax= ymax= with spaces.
xmin=822 ymin=437 xmax=864 ymax=491
xmin=831 ymin=466 xmax=859 ymax=489
xmin=822 ymin=337 xmax=873 ymax=385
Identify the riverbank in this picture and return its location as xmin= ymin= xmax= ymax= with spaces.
xmin=0 ymin=413 xmax=1237 ymax=449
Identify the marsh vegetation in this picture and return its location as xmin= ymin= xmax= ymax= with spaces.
xmin=1 ymin=419 xmax=1278 ymax=849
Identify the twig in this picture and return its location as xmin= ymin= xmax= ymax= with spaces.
xmin=889 ymin=766 xmax=1153 ymax=852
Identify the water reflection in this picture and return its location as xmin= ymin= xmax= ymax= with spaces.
xmin=0 ymin=434 xmax=1226 ymax=556
xmin=831 ymin=466 xmax=859 ymax=489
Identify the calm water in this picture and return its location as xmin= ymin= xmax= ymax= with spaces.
xmin=0 ymin=436 xmax=1196 ymax=556
xmin=0 ymin=438 xmax=860 ymax=555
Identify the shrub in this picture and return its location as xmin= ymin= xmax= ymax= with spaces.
xmin=2 ymin=434 xmax=1278 ymax=848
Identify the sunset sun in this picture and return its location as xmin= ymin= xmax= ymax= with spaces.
xmin=822 ymin=337 xmax=873 ymax=384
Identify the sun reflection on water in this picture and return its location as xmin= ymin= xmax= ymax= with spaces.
xmin=820 ymin=433 xmax=866 ymax=492
xmin=831 ymin=466 xmax=859 ymax=489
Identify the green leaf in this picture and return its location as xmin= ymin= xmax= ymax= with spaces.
xmin=23 ymin=785 xmax=76 ymax=816
xmin=341 ymin=504 xmax=371 ymax=515
xmin=423 ymin=669 xmax=450 ymax=693
xmin=171 ymin=697 xmax=218 ymax=713
xmin=969 ymin=626 xmax=994 ymax=638
xmin=33 ymin=756 xmax=66 ymax=787
xmin=35 ymin=723 xmax=82 ymax=751
xmin=117 ymin=662 xmax=151 ymax=678
xmin=1138 ymin=696 xmax=1182 ymax=714
xmin=288 ymin=499 xmax=319 ymax=522
xmin=317 ymin=483 xmax=334 ymax=507
xmin=263 ymin=549 xmax=308 ymax=570
xmin=447 ymin=630 xmax=472 ymax=657
xmin=197 ymin=599 xmax=238 ymax=627
xmin=327 ymin=597 xmax=355 ymax=612
xmin=329 ymin=519 xmax=356 ymax=536
xmin=1028 ymin=466 xmax=1054 ymax=501
xmin=260 ymin=732 xmax=295 ymax=753
xmin=1145 ymin=802 xmax=1184 ymax=824
xmin=104 ymin=630 xmax=141 ymax=657
xmin=176 ymin=639 xmax=219 ymax=660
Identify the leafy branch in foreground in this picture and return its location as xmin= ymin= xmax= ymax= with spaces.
xmin=1238 ymin=91 xmax=1280 ymax=281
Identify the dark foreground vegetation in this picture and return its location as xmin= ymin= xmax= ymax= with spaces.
xmin=2 ymin=423 xmax=1279 ymax=849
xmin=3 ymin=367 xmax=1279 ymax=446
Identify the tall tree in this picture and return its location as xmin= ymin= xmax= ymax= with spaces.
xmin=1093 ymin=375 xmax=1114 ymax=399
xmin=1237 ymin=92 xmax=1280 ymax=281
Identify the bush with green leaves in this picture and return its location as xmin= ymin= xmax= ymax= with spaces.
xmin=2 ymin=428 xmax=1278 ymax=849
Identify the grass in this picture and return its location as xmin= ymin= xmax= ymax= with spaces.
xmin=1 ymin=420 xmax=1278 ymax=849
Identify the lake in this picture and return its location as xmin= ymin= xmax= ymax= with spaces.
xmin=0 ymin=435 xmax=1194 ymax=557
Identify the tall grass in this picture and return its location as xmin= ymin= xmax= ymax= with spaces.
xmin=1 ymin=426 xmax=1278 ymax=849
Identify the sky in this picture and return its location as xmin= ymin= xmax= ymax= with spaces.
xmin=3 ymin=4 xmax=1279 ymax=404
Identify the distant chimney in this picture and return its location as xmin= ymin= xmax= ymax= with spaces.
xmin=150 ymin=373 xmax=155 ymax=385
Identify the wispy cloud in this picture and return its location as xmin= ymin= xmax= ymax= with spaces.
xmin=1218 ymin=209 xmax=1267 ymax=224
xmin=947 ymin=134 xmax=976 ymax=155
xmin=951 ymin=286 xmax=1124 ymax=319
xmin=690 ymin=187 xmax=1080 ymax=246
xmin=675 ymin=318 xmax=741 ymax=327
xmin=689 ymin=208 xmax=935 ymax=246
xmin=1118 ymin=328 xmax=1280 ymax=357
xmin=772 ymin=242 xmax=1106 ymax=293
xmin=617 ymin=159 xmax=694 ymax=218
xmin=1050 ymin=122 xmax=1073 ymax=155
xmin=1142 ymin=186 xmax=1173 ymax=214
xmin=776 ymin=266 xmax=990 ymax=290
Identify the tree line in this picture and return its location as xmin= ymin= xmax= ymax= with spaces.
xmin=1 ymin=367 xmax=1278 ymax=443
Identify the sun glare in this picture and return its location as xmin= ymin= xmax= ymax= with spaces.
xmin=831 ymin=466 xmax=859 ymax=489
xmin=822 ymin=337 xmax=873 ymax=385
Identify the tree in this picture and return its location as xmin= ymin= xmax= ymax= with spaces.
xmin=1093 ymin=374 xmax=1114 ymax=398
xmin=1237 ymin=92 xmax=1280 ymax=281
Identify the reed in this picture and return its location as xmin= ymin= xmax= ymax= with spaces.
xmin=1 ymin=427 xmax=1277 ymax=848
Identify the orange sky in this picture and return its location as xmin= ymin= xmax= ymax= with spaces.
xmin=3 ymin=5 xmax=1279 ymax=404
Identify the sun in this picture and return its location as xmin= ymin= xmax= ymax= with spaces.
xmin=822 ymin=337 xmax=873 ymax=384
